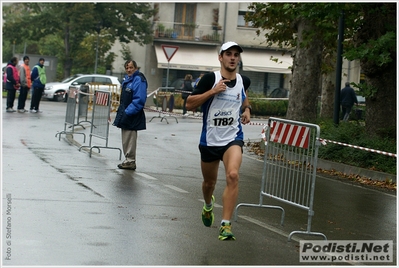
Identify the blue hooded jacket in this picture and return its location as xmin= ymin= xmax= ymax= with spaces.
xmin=113 ymin=70 xmax=148 ymax=130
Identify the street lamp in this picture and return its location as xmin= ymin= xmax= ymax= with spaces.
xmin=94 ymin=33 xmax=99 ymax=74
xmin=94 ymin=22 xmax=102 ymax=74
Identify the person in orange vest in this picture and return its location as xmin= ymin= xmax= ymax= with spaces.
xmin=18 ymin=56 xmax=32 ymax=113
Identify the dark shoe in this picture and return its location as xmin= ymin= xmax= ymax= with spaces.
xmin=118 ymin=161 xmax=136 ymax=170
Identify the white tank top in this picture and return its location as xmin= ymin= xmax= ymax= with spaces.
xmin=200 ymin=71 xmax=246 ymax=146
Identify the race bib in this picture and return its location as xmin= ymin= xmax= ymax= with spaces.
xmin=210 ymin=108 xmax=234 ymax=127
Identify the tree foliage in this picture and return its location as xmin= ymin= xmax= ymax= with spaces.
xmin=2 ymin=3 xmax=155 ymax=78
xmin=245 ymin=2 xmax=396 ymax=138
xmin=246 ymin=3 xmax=344 ymax=121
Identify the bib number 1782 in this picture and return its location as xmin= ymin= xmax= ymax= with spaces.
xmin=212 ymin=117 xmax=234 ymax=126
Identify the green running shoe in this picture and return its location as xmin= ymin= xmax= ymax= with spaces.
xmin=201 ymin=195 xmax=215 ymax=227
xmin=218 ymin=222 xmax=236 ymax=241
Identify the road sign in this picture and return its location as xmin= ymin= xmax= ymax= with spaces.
xmin=161 ymin=45 xmax=179 ymax=62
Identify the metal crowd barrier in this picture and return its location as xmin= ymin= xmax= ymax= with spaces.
xmin=234 ymin=117 xmax=327 ymax=241
xmin=88 ymin=83 xmax=121 ymax=112
xmin=76 ymin=85 xmax=92 ymax=128
xmin=79 ymin=90 xmax=122 ymax=159
xmin=149 ymin=87 xmax=178 ymax=124
xmin=55 ymin=86 xmax=86 ymax=143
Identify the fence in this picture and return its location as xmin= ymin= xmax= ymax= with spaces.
xmin=234 ymin=117 xmax=327 ymax=241
xmin=76 ymin=85 xmax=92 ymax=128
xmin=79 ymin=90 xmax=122 ymax=159
xmin=55 ymin=86 xmax=86 ymax=143
xmin=87 ymin=83 xmax=121 ymax=112
xmin=148 ymin=87 xmax=178 ymax=124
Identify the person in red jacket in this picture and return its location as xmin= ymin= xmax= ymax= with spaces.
xmin=4 ymin=57 xmax=20 ymax=113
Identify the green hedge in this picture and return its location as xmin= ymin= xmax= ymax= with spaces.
xmin=317 ymin=119 xmax=396 ymax=174
xmin=250 ymin=99 xmax=288 ymax=116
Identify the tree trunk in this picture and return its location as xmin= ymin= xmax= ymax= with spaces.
xmin=356 ymin=4 xmax=396 ymax=138
xmin=320 ymin=50 xmax=337 ymax=119
xmin=320 ymin=72 xmax=335 ymax=119
xmin=286 ymin=18 xmax=323 ymax=122
xmin=364 ymin=65 xmax=396 ymax=138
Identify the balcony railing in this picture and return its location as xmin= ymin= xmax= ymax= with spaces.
xmin=153 ymin=21 xmax=222 ymax=43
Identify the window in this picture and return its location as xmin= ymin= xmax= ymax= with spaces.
xmin=94 ymin=77 xmax=111 ymax=84
xmin=174 ymin=3 xmax=197 ymax=38
xmin=75 ymin=77 xmax=93 ymax=85
xmin=237 ymin=3 xmax=253 ymax=28
xmin=238 ymin=10 xmax=253 ymax=27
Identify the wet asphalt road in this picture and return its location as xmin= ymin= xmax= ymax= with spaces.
xmin=2 ymin=99 xmax=396 ymax=266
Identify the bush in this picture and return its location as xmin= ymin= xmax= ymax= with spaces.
xmin=250 ymin=99 xmax=288 ymax=116
xmin=317 ymin=119 xmax=396 ymax=174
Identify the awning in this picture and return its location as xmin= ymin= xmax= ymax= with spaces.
xmin=155 ymin=44 xmax=220 ymax=72
xmin=241 ymin=50 xmax=292 ymax=73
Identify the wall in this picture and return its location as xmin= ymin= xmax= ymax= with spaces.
xmin=15 ymin=54 xmax=58 ymax=83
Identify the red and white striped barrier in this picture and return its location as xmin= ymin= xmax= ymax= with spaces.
xmin=318 ymin=139 xmax=397 ymax=158
xmin=269 ymin=121 xmax=310 ymax=149
xmin=256 ymin=122 xmax=395 ymax=157
xmin=96 ymin=91 xmax=109 ymax=106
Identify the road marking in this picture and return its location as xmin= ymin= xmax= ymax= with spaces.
xmin=136 ymin=173 xmax=158 ymax=180
xmin=164 ymin=184 xmax=189 ymax=193
xmin=236 ymin=215 xmax=299 ymax=242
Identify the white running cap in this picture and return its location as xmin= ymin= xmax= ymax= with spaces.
xmin=219 ymin=41 xmax=243 ymax=54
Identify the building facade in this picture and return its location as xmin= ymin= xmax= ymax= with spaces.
xmin=110 ymin=2 xmax=361 ymax=94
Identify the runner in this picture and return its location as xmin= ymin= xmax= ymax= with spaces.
xmin=186 ymin=41 xmax=251 ymax=240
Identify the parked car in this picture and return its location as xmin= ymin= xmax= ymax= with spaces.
xmin=43 ymin=74 xmax=121 ymax=102
xmin=356 ymin=94 xmax=365 ymax=104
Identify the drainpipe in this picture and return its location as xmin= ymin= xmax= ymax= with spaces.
xmin=222 ymin=3 xmax=227 ymax=43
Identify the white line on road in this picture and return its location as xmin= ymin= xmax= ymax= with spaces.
xmin=164 ymin=184 xmax=189 ymax=193
xmin=136 ymin=173 xmax=158 ymax=180
xmin=236 ymin=215 xmax=299 ymax=242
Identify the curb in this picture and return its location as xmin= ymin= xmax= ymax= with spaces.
xmin=316 ymin=158 xmax=396 ymax=183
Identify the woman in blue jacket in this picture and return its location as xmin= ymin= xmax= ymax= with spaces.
xmin=113 ymin=60 xmax=147 ymax=170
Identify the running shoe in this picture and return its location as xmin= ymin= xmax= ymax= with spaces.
xmin=218 ymin=222 xmax=236 ymax=241
xmin=201 ymin=195 xmax=215 ymax=227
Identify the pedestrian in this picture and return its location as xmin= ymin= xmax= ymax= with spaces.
xmin=30 ymin=58 xmax=47 ymax=113
xmin=4 ymin=57 xmax=21 ymax=113
xmin=185 ymin=41 xmax=251 ymax=241
xmin=340 ymin=82 xmax=358 ymax=121
xmin=18 ymin=55 xmax=31 ymax=113
xmin=181 ymin=73 xmax=193 ymax=116
xmin=194 ymin=73 xmax=204 ymax=88
xmin=113 ymin=60 xmax=148 ymax=170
